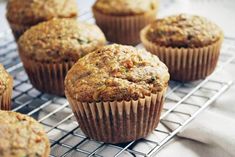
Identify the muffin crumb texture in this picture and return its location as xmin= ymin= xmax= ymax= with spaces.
xmin=146 ymin=14 xmax=223 ymax=48
xmin=93 ymin=0 xmax=157 ymax=15
xmin=0 ymin=111 xmax=50 ymax=157
xmin=18 ymin=19 xmax=106 ymax=62
xmin=65 ymin=44 xmax=169 ymax=102
xmin=0 ymin=65 xmax=11 ymax=95
xmin=6 ymin=0 xmax=78 ymax=25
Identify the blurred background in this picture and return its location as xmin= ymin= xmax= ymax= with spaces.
xmin=0 ymin=0 xmax=235 ymax=38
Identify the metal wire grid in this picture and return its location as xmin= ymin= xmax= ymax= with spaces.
xmin=0 ymin=7 xmax=235 ymax=157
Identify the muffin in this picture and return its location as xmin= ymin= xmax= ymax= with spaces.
xmin=18 ymin=19 xmax=106 ymax=96
xmin=92 ymin=0 xmax=158 ymax=45
xmin=65 ymin=44 xmax=169 ymax=144
xmin=0 ymin=110 xmax=50 ymax=157
xmin=141 ymin=14 xmax=223 ymax=82
xmin=0 ymin=64 xmax=13 ymax=110
xmin=6 ymin=0 xmax=78 ymax=40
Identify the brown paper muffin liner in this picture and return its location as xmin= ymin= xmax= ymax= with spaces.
xmin=8 ymin=22 xmax=31 ymax=40
xmin=65 ymin=88 xmax=167 ymax=144
xmin=43 ymin=138 xmax=51 ymax=157
xmin=20 ymin=55 xmax=74 ymax=96
xmin=0 ymin=77 xmax=13 ymax=110
xmin=141 ymin=27 xmax=223 ymax=82
xmin=92 ymin=7 xmax=157 ymax=45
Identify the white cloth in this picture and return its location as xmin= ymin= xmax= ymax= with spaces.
xmin=133 ymin=63 xmax=235 ymax=157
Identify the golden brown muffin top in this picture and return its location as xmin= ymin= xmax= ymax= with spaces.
xmin=93 ymin=0 xmax=157 ymax=15
xmin=0 ymin=111 xmax=50 ymax=157
xmin=0 ymin=64 xmax=12 ymax=95
xmin=65 ymin=44 xmax=169 ymax=102
xmin=6 ymin=0 xmax=78 ymax=25
xmin=145 ymin=14 xmax=223 ymax=48
xmin=18 ymin=19 xmax=106 ymax=63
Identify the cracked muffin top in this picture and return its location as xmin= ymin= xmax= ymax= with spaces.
xmin=93 ymin=0 xmax=158 ymax=15
xmin=0 ymin=64 xmax=12 ymax=95
xmin=18 ymin=19 xmax=106 ymax=62
xmin=6 ymin=0 xmax=78 ymax=25
xmin=65 ymin=44 xmax=169 ymax=102
xmin=0 ymin=111 xmax=50 ymax=157
xmin=143 ymin=14 xmax=223 ymax=48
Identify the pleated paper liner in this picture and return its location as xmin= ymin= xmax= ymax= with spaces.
xmin=0 ymin=77 xmax=13 ymax=110
xmin=20 ymin=55 xmax=75 ymax=96
xmin=141 ymin=27 xmax=223 ymax=82
xmin=8 ymin=22 xmax=31 ymax=40
xmin=65 ymin=88 xmax=167 ymax=144
xmin=42 ymin=135 xmax=51 ymax=157
xmin=92 ymin=7 xmax=157 ymax=45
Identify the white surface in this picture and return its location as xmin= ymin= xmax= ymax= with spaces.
xmin=155 ymin=63 xmax=235 ymax=157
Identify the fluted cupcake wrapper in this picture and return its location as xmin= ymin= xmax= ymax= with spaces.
xmin=92 ymin=7 xmax=157 ymax=45
xmin=8 ymin=22 xmax=31 ymax=40
xmin=20 ymin=55 xmax=74 ymax=96
xmin=66 ymin=89 xmax=167 ymax=144
xmin=0 ymin=77 xmax=13 ymax=110
xmin=141 ymin=27 xmax=223 ymax=82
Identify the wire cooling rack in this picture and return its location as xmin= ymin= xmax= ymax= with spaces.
xmin=1 ymin=3 xmax=235 ymax=157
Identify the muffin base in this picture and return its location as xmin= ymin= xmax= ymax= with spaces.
xmin=141 ymin=27 xmax=223 ymax=82
xmin=21 ymin=55 xmax=74 ymax=96
xmin=43 ymin=136 xmax=51 ymax=157
xmin=0 ymin=77 xmax=13 ymax=110
xmin=65 ymin=89 xmax=167 ymax=144
xmin=93 ymin=7 xmax=157 ymax=45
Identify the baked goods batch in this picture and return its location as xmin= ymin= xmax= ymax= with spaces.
xmin=0 ymin=0 xmax=223 ymax=155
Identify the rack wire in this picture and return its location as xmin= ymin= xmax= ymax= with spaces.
xmin=1 ymin=3 xmax=235 ymax=157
